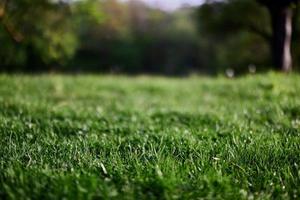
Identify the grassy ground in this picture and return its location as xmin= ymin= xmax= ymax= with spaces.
xmin=0 ymin=73 xmax=300 ymax=199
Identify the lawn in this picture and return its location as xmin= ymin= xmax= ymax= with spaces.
xmin=0 ymin=73 xmax=300 ymax=199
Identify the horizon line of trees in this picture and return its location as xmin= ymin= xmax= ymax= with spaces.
xmin=0 ymin=0 xmax=300 ymax=75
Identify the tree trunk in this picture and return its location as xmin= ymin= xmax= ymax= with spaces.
xmin=270 ymin=6 xmax=293 ymax=72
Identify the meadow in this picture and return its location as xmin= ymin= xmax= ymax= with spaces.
xmin=0 ymin=73 xmax=300 ymax=199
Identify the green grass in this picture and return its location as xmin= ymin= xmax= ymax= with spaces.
xmin=0 ymin=73 xmax=300 ymax=199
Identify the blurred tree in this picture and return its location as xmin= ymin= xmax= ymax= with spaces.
xmin=71 ymin=0 xmax=201 ymax=75
xmin=195 ymin=0 xmax=270 ymax=73
xmin=257 ymin=0 xmax=299 ymax=72
xmin=196 ymin=0 xmax=300 ymax=72
xmin=0 ymin=0 xmax=103 ymax=71
xmin=0 ymin=0 xmax=77 ymax=70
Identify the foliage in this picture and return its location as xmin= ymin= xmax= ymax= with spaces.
xmin=70 ymin=0 xmax=201 ymax=74
xmin=195 ymin=0 xmax=271 ymax=73
xmin=1 ymin=0 xmax=300 ymax=74
xmin=0 ymin=0 xmax=202 ymax=74
xmin=0 ymin=0 xmax=103 ymax=70
xmin=195 ymin=0 xmax=300 ymax=73
xmin=0 ymin=0 xmax=71 ymax=68
xmin=0 ymin=73 xmax=300 ymax=199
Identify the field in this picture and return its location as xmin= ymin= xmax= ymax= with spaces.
xmin=0 ymin=73 xmax=300 ymax=199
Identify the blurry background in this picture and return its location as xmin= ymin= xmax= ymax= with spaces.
xmin=0 ymin=0 xmax=299 ymax=75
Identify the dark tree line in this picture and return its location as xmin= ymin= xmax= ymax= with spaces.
xmin=257 ymin=0 xmax=299 ymax=72
xmin=1 ymin=0 xmax=300 ymax=74
xmin=196 ymin=0 xmax=300 ymax=73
